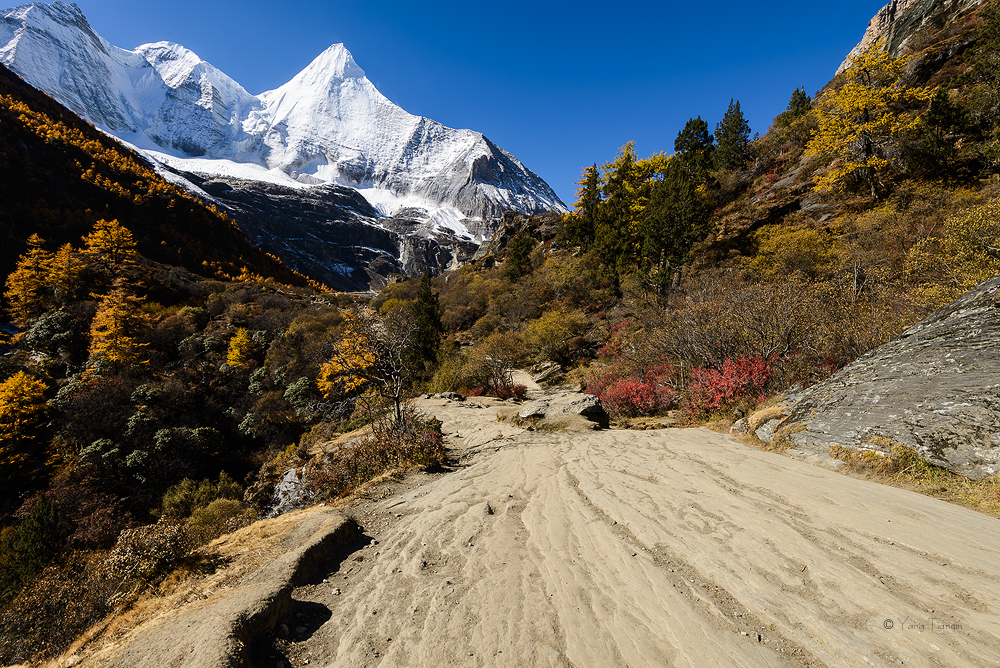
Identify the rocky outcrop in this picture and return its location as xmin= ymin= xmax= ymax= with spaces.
xmin=781 ymin=275 xmax=1000 ymax=478
xmin=188 ymin=175 xmax=479 ymax=291
xmin=515 ymin=391 xmax=610 ymax=430
xmin=839 ymin=0 xmax=987 ymax=71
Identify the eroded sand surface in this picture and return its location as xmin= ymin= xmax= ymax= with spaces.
xmin=279 ymin=397 xmax=1000 ymax=667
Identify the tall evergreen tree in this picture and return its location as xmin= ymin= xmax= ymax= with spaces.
xmin=410 ymin=271 xmax=442 ymax=370
xmin=674 ymin=117 xmax=715 ymax=182
xmin=640 ymin=161 xmax=710 ymax=291
xmin=775 ymin=87 xmax=812 ymax=128
xmin=503 ymin=231 xmax=535 ymax=282
xmin=714 ymin=99 xmax=752 ymax=170
xmin=560 ymin=164 xmax=600 ymax=249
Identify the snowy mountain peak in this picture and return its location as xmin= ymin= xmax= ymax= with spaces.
xmin=0 ymin=0 xmax=566 ymax=232
xmin=289 ymin=43 xmax=366 ymax=87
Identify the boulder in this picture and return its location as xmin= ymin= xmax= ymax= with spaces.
xmin=782 ymin=275 xmax=1000 ymax=477
xmin=516 ymin=392 xmax=609 ymax=429
xmin=265 ymin=467 xmax=311 ymax=518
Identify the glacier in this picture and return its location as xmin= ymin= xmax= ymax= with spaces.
xmin=0 ymin=1 xmax=566 ymax=287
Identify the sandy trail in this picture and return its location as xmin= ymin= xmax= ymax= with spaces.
xmin=279 ymin=397 xmax=1000 ymax=667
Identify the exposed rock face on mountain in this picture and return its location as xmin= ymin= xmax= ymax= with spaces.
xmin=0 ymin=1 xmax=565 ymax=286
xmin=781 ymin=275 xmax=1000 ymax=478
xmin=839 ymin=0 xmax=987 ymax=71
xmin=183 ymin=174 xmax=479 ymax=290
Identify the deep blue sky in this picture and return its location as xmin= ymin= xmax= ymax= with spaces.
xmin=72 ymin=0 xmax=885 ymax=206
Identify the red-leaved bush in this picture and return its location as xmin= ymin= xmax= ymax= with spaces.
xmin=585 ymin=363 xmax=678 ymax=418
xmin=683 ymin=357 xmax=771 ymax=418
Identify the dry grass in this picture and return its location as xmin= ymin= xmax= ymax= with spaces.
xmin=38 ymin=505 xmax=340 ymax=668
xmin=829 ymin=442 xmax=1000 ymax=518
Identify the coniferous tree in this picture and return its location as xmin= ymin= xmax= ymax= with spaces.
xmin=592 ymin=142 xmax=667 ymax=272
xmin=88 ymin=280 xmax=148 ymax=368
xmin=226 ymin=327 xmax=258 ymax=368
xmin=714 ymin=99 xmax=752 ymax=170
xmin=3 ymin=234 xmax=53 ymax=326
xmin=674 ymin=117 xmax=715 ymax=182
xmin=640 ymin=161 xmax=710 ymax=292
xmin=410 ymin=271 xmax=442 ymax=371
xmin=82 ymin=219 xmax=138 ymax=275
xmin=503 ymin=230 xmax=535 ymax=282
xmin=0 ymin=498 xmax=64 ymax=605
xmin=787 ymin=87 xmax=812 ymax=117
xmin=560 ymin=164 xmax=600 ymax=249
xmin=47 ymin=243 xmax=84 ymax=306
xmin=774 ymin=87 xmax=812 ymax=129
xmin=0 ymin=370 xmax=48 ymax=460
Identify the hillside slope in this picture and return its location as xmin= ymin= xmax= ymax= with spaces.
xmin=0 ymin=62 xmax=304 ymax=287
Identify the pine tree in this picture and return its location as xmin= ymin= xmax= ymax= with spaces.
xmin=674 ymin=117 xmax=715 ymax=182
xmin=0 ymin=497 xmax=63 ymax=605
xmin=640 ymin=161 xmax=710 ymax=291
xmin=226 ymin=327 xmax=258 ymax=368
xmin=560 ymin=164 xmax=600 ymax=249
xmin=410 ymin=272 xmax=442 ymax=370
xmin=503 ymin=231 xmax=535 ymax=282
xmin=807 ymin=49 xmax=932 ymax=199
xmin=82 ymin=218 xmax=138 ymax=273
xmin=714 ymin=99 xmax=752 ymax=170
xmin=3 ymin=234 xmax=53 ymax=326
xmin=785 ymin=87 xmax=812 ymax=119
xmin=88 ymin=280 xmax=148 ymax=368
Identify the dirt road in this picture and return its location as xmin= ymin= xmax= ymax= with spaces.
xmin=274 ymin=396 xmax=1000 ymax=667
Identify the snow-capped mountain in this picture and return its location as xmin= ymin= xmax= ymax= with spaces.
xmin=0 ymin=1 xmax=565 ymax=253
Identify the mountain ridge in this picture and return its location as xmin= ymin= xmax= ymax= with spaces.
xmin=0 ymin=1 xmax=565 ymax=229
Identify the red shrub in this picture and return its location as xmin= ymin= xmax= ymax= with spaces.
xmin=585 ymin=365 xmax=678 ymax=418
xmin=683 ymin=357 xmax=771 ymax=418
xmin=493 ymin=384 xmax=528 ymax=401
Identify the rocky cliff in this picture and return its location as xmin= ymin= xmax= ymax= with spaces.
xmin=781 ymin=275 xmax=1000 ymax=478
xmin=839 ymin=0 xmax=987 ymax=71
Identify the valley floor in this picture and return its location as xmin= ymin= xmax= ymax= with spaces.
xmin=265 ymin=396 xmax=1000 ymax=667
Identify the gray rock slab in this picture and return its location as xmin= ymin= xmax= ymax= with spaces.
xmin=517 ymin=392 xmax=609 ymax=429
xmin=783 ymin=275 xmax=1000 ymax=477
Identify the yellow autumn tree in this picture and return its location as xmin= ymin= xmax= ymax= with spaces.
xmin=82 ymin=218 xmax=138 ymax=272
xmin=3 ymin=234 xmax=53 ymax=326
xmin=906 ymin=198 xmax=1000 ymax=306
xmin=89 ymin=281 xmax=148 ymax=368
xmin=47 ymin=242 xmax=84 ymax=305
xmin=226 ymin=327 xmax=258 ymax=368
xmin=0 ymin=371 xmax=48 ymax=469
xmin=807 ymin=48 xmax=932 ymax=199
xmin=318 ymin=308 xmax=413 ymax=431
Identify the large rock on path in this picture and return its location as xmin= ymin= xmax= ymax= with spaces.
xmin=783 ymin=275 xmax=1000 ymax=477
xmin=516 ymin=391 xmax=609 ymax=429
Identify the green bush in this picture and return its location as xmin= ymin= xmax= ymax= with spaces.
xmin=187 ymin=498 xmax=251 ymax=545
xmin=159 ymin=472 xmax=242 ymax=519
xmin=0 ymin=498 xmax=64 ymax=605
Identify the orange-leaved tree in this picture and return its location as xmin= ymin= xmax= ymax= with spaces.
xmin=226 ymin=327 xmax=259 ymax=368
xmin=0 ymin=371 xmax=48 ymax=474
xmin=88 ymin=280 xmax=148 ymax=368
xmin=317 ymin=307 xmax=413 ymax=432
xmin=82 ymin=218 xmax=138 ymax=273
xmin=3 ymin=234 xmax=52 ymax=326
